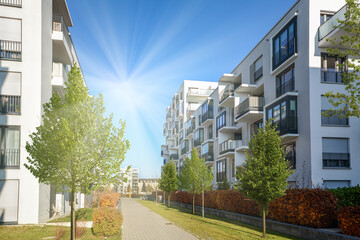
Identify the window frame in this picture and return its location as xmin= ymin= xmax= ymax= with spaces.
xmin=322 ymin=137 xmax=350 ymax=168
xmin=0 ymin=126 xmax=20 ymax=169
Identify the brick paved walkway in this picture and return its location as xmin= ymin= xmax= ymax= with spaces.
xmin=121 ymin=198 xmax=198 ymax=240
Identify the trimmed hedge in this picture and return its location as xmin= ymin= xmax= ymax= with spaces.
xmin=170 ymin=189 xmax=338 ymax=228
xmin=338 ymin=206 xmax=360 ymax=237
xmin=99 ymin=193 xmax=120 ymax=208
xmin=328 ymin=185 xmax=360 ymax=207
xmin=93 ymin=207 xmax=122 ymax=237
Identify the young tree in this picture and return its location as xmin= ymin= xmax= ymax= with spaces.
xmin=324 ymin=0 xmax=360 ymax=118
xmin=218 ymin=176 xmax=231 ymax=190
xmin=159 ymin=161 xmax=178 ymax=207
xmin=235 ymin=122 xmax=294 ymax=238
xmin=141 ymin=181 xmax=146 ymax=193
xmin=25 ymin=65 xmax=130 ymax=240
xmin=178 ymin=148 xmax=213 ymax=215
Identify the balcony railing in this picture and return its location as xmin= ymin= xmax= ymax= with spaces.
xmin=201 ymin=100 xmax=214 ymax=124
xmin=181 ymin=146 xmax=189 ymax=155
xmin=318 ymin=5 xmax=347 ymax=41
xmin=0 ymin=0 xmax=21 ymax=7
xmin=235 ymin=96 xmax=265 ymax=119
xmin=0 ymin=40 xmax=22 ymax=61
xmin=201 ymin=142 xmax=214 ymax=162
xmin=0 ymin=95 xmax=20 ymax=115
xmin=321 ymin=110 xmax=348 ymax=126
xmin=52 ymin=62 xmax=69 ymax=81
xmin=219 ymin=140 xmax=242 ymax=155
xmin=0 ymin=149 xmax=20 ymax=168
xmin=276 ymin=77 xmax=295 ymax=98
xmin=186 ymin=118 xmax=195 ymax=136
xmin=53 ymin=15 xmax=73 ymax=52
xmin=323 ymin=152 xmax=349 ymax=168
xmin=188 ymin=88 xmax=214 ymax=96
xmin=321 ymin=69 xmax=343 ymax=83
xmin=219 ymin=84 xmax=238 ymax=104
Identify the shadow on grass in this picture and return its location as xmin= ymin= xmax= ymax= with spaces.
xmin=144 ymin=200 xmax=300 ymax=240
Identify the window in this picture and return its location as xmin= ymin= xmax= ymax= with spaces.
xmin=231 ymin=159 xmax=235 ymax=178
xmin=321 ymin=53 xmax=346 ymax=83
xmin=194 ymin=128 xmax=204 ymax=147
xmin=323 ymin=180 xmax=350 ymax=189
xmin=216 ymin=159 xmax=226 ymax=182
xmin=276 ymin=65 xmax=295 ymax=98
xmin=320 ymin=13 xmax=334 ymax=25
xmin=252 ymin=119 xmax=264 ymax=136
xmin=322 ymin=138 xmax=349 ymax=168
xmin=216 ymin=111 xmax=226 ymax=137
xmin=0 ymin=71 xmax=21 ymax=115
xmin=0 ymin=17 xmax=22 ymax=61
xmin=0 ymin=127 xmax=20 ymax=168
xmin=201 ymin=100 xmax=213 ymax=123
xmin=254 ymin=56 xmax=263 ymax=81
xmin=284 ymin=142 xmax=296 ymax=169
xmin=266 ymin=96 xmax=297 ymax=135
xmin=208 ymin=124 xmax=213 ymax=139
xmin=272 ymin=17 xmax=297 ymax=70
xmin=321 ymin=96 xmax=348 ymax=126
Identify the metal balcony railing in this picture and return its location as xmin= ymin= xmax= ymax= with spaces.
xmin=276 ymin=77 xmax=295 ymax=98
xmin=0 ymin=0 xmax=22 ymax=7
xmin=219 ymin=140 xmax=242 ymax=155
xmin=0 ymin=95 xmax=20 ymax=114
xmin=318 ymin=4 xmax=347 ymax=41
xmin=0 ymin=40 xmax=21 ymax=61
xmin=0 ymin=149 xmax=20 ymax=168
xmin=219 ymin=84 xmax=238 ymax=104
xmin=235 ymin=96 xmax=265 ymax=119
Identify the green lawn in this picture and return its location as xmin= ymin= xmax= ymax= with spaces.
xmin=50 ymin=208 xmax=94 ymax=222
xmin=0 ymin=225 xmax=121 ymax=240
xmin=138 ymin=200 xmax=301 ymax=240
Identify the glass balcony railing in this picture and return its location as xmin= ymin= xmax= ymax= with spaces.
xmin=201 ymin=99 xmax=214 ymax=124
xmin=219 ymin=140 xmax=242 ymax=155
xmin=318 ymin=5 xmax=347 ymax=41
xmin=235 ymin=96 xmax=265 ymax=119
xmin=219 ymin=84 xmax=239 ymax=104
xmin=188 ymin=88 xmax=214 ymax=96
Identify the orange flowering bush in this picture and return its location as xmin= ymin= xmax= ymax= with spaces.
xmin=338 ymin=206 xmax=360 ymax=237
xmin=93 ymin=207 xmax=122 ymax=237
xmin=99 ymin=193 xmax=120 ymax=208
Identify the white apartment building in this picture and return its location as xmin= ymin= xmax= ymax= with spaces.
xmin=161 ymin=80 xmax=218 ymax=171
xmin=139 ymin=178 xmax=159 ymax=194
xmin=162 ymin=0 xmax=360 ymax=189
xmin=118 ymin=168 xmax=139 ymax=194
xmin=0 ymin=0 xmax=85 ymax=224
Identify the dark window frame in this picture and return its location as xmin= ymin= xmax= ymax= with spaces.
xmin=216 ymin=159 xmax=226 ymax=182
xmin=276 ymin=64 xmax=295 ymax=98
xmin=322 ymin=137 xmax=350 ymax=168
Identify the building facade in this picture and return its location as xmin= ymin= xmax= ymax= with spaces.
xmin=161 ymin=0 xmax=360 ymax=189
xmin=139 ymin=178 xmax=159 ymax=194
xmin=0 ymin=0 xmax=85 ymax=224
xmin=118 ymin=167 xmax=139 ymax=194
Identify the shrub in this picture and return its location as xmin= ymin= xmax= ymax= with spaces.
xmin=99 ymin=193 xmax=120 ymax=208
xmin=75 ymin=220 xmax=86 ymax=238
xmin=93 ymin=207 xmax=123 ymax=237
xmin=338 ymin=206 xmax=360 ymax=237
xmin=55 ymin=225 xmax=65 ymax=240
xmin=328 ymin=185 xmax=360 ymax=207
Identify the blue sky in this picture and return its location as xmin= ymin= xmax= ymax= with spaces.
xmin=67 ymin=0 xmax=297 ymax=178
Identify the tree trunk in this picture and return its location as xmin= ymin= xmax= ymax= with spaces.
xmin=262 ymin=208 xmax=266 ymax=238
xmin=202 ymin=191 xmax=204 ymax=218
xmin=192 ymin=193 xmax=195 ymax=214
xmin=70 ymin=190 xmax=75 ymax=240
xmin=155 ymin=188 xmax=158 ymax=205
xmin=168 ymin=193 xmax=170 ymax=207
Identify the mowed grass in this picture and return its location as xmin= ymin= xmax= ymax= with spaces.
xmin=0 ymin=225 xmax=121 ymax=240
xmin=50 ymin=208 xmax=94 ymax=222
xmin=138 ymin=200 xmax=301 ymax=240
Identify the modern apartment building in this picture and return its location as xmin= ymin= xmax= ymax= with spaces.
xmin=118 ymin=168 xmax=139 ymax=194
xmin=161 ymin=80 xmax=218 ymax=171
xmin=139 ymin=178 xmax=159 ymax=194
xmin=0 ymin=0 xmax=85 ymax=224
xmin=161 ymin=0 xmax=360 ymax=189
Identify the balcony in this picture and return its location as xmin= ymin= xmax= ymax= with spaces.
xmin=0 ymin=40 xmax=21 ymax=61
xmin=219 ymin=84 xmax=238 ymax=108
xmin=170 ymin=154 xmax=179 ymax=161
xmin=52 ymin=15 xmax=77 ymax=65
xmin=0 ymin=149 xmax=20 ymax=168
xmin=52 ymin=62 xmax=69 ymax=92
xmin=187 ymin=103 xmax=200 ymax=118
xmin=194 ymin=128 xmax=204 ymax=147
xmin=318 ymin=5 xmax=349 ymax=48
xmin=186 ymin=117 xmax=195 ymax=137
xmin=235 ymin=83 xmax=257 ymax=94
xmin=187 ymin=88 xmax=214 ymax=101
xmin=235 ymin=96 xmax=264 ymax=123
xmin=201 ymin=99 xmax=214 ymax=126
xmin=201 ymin=142 xmax=214 ymax=163
xmin=219 ymin=140 xmax=243 ymax=158
xmin=176 ymin=101 xmax=183 ymax=120
xmin=0 ymin=0 xmax=22 ymax=7
xmin=0 ymin=95 xmax=20 ymax=115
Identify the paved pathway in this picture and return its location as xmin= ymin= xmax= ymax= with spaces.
xmin=121 ymin=198 xmax=198 ymax=240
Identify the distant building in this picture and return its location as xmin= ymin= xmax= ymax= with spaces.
xmin=118 ymin=168 xmax=139 ymax=194
xmin=139 ymin=179 xmax=159 ymax=194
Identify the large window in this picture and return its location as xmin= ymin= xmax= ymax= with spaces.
xmin=194 ymin=128 xmax=204 ymax=147
xmin=276 ymin=65 xmax=295 ymax=98
xmin=0 ymin=127 xmax=20 ymax=168
xmin=273 ymin=17 xmax=297 ymax=70
xmin=266 ymin=96 xmax=297 ymax=135
xmin=208 ymin=124 xmax=213 ymax=139
xmin=201 ymin=99 xmax=213 ymax=123
xmin=321 ymin=53 xmax=346 ymax=83
xmin=253 ymin=56 xmax=263 ymax=82
xmin=216 ymin=111 xmax=226 ymax=137
xmin=284 ymin=142 xmax=296 ymax=169
xmin=216 ymin=159 xmax=226 ymax=182
xmin=0 ymin=71 xmax=21 ymax=115
xmin=322 ymin=138 xmax=349 ymax=168
xmin=321 ymin=96 xmax=348 ymax=126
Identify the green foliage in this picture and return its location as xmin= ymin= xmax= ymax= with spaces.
xmin=92 ymin=208 xmax=122 ymax=237
xmin=324 ymin=0 xmax=360 ymax=118
xmin=328 ymin=185 xmax=360 ymax=207
xmin=25 ymin=64 xmax=130 ymax=194
xmin=141 ymin=182 xmax=146 ymax=192
xmin=159 ymin=161 xmax=178 ymax=195
xmin=235 ymin=122 xmax=294 ymax=210
xmin=218 ymin=176 xmax=231 ymax=190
